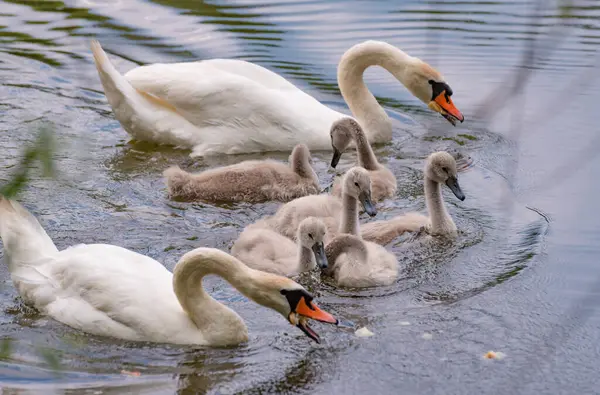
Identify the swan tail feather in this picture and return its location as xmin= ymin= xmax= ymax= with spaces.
xmin=0 ymin=197 xmax=58 ymax=273
xmin=90 ymin=40 xmax=140 ymax=112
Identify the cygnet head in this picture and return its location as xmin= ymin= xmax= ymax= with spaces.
xmin=342 ymin=167 xmax=377 ymax=217
xmin=297 ymin=217 xmax=328 ymax=270
xmin=404 ymin=60 xmax=464 ymax=126
xmin=425 ymin=151 xmax=465 ymax=201
xmin=329 ymin=117 xmax=361 ymax=168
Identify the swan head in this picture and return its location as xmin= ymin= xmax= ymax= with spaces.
xmin=297 ymin=217 xmax=328 ymax=270
xmin=405 ymin=60 xmax=464 ymax=126
xmin=343 ymin=167 xmax=377 ymax=216
xmin=329 ymin=117 xmax=361 ymax=168
xmin=425 ymin=151 xmax=465 ymax=201
xmin=269 ymin=281 xmax=338 ymax=343
xmin=250 ymin=275 xmax=338 ymax=343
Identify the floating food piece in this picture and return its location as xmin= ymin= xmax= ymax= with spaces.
xmin=422 ymin=332 xmax=433 ymax=340
xmin=355 ymin=327 xmax=375 ymax=337
xmin=483 ymin=351 xmax=506 ymax=360
xmin=399 ymin=321 xmax=411 ymax=326
xmin=121 ymin=370 xmax=141 ymax=377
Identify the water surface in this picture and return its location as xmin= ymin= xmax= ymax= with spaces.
xmin=0 ymin=0 xmax=599 ymax=394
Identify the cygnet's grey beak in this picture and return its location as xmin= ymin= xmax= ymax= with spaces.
xmin=330 ymin=147 xmax=342 ymax=168
xmin=312 ymin=242 xmax=328 ymax=269
xmin=445 ymin=176 xmax=465 ymax=201
xmin=359 ymin=191 xmax=377 ymax=217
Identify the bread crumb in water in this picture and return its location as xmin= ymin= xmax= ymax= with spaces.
xmin=483 ymin=351 xmax=506 ymax=360
xmin=121 ymin=370 xmax=141 ymax=377
xmin=355 ymin=327 xmax=374 ymax=337
xmin=399 ymin=321 xmax=410 ymax=326
xmin=422 ymin=332 xmax=433 ymax=340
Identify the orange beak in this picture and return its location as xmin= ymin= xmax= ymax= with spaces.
xmin=432 ymin=91 xmax=464 ymax=125
xmin=295 ymin=297 xmax=338 ymax=324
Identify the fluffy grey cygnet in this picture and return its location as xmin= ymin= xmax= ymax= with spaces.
xmin=164 ymin=143 xmax=319 ymax=203
xmin=361 ymin=151 xmax=465 ymax=245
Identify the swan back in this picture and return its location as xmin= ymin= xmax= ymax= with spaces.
xmin=361 ymin=212 xmax=429 ymax=245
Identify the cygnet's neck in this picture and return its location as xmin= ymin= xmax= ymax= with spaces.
xmin=297 ymin=243 xmax=315 ymax=272
xmin=352 ymin=124 xmax=380 ymax=171
xmin=424 ymin=177 xmax=456 ymax=234
xmin=325 ymin=234 xmax=368 ymax=270
xmin=337 ymin=41 xmax=416 ymax=143
xmin=339 ymin=192 xmax=360 ymax=236
xmin=291 ymin=151 xmax=317 ymax=183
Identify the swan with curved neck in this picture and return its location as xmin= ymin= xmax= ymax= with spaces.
xmin=91 ymin=40 xmax=463 ymax=156
xmin=0 ymin=198 xmax=338 ymax=345
xmin=361 ymin=151 xmax=466 ymax=245
xmin=329 ymin=117 xmax=397 ymax=202
xmin=337 ymin=41 xmax=463 ymax=141
xmin=231 ymin=217 xmax=328 ymax=277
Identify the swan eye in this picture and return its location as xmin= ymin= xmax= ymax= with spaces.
xmin=442 ymin=166 xmax=449 ymax=173
xmin=308 ymin=233 xmax=313 ymax=239
xmin=354 ymin=182 xmax=359 ymax=187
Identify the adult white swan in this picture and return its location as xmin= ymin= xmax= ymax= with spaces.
xmin=90 ymin=40 xmax=464 ymax=156
xmin=0 ymin=197 xmax=338 ymax=345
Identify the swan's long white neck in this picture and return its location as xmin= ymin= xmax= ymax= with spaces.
xmin=173 ymin=250 xmax=255 ymax=343
xmin=339 ymin=192 xmax=359 ymax=236
xmin=337 ymin=41 xmax=417 ymax=144
xmin=424 ymin=178 xmax=456 ymax=234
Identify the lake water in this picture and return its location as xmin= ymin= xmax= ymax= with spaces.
xmin=0 ymin=0 xmax=599 ymax=394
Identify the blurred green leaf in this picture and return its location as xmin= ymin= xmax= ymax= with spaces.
xmin=0 ymin=338 xmax=12 ymax=360
xmin=38 ymin=346 xmax=63 ymax=373
xmin=0 ymin=125 xmax=55 ymax=198
xmin=558 ymin=0 xmax=574 ymax=18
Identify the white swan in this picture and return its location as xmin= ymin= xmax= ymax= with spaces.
xmin=164 ymin=143 xmax=319 ymax=203
xmin=90 ymin=40 xmax=464 ymax=156
xmin=361 ymin=151 xmax=466 ymax=245
xmin=329 ymin=117 xmax=397 ymax=202
xmin=0 ymin=198 xmax=338 ymax=345
xmin=231 ymin=217 xmax=328 ymax=277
